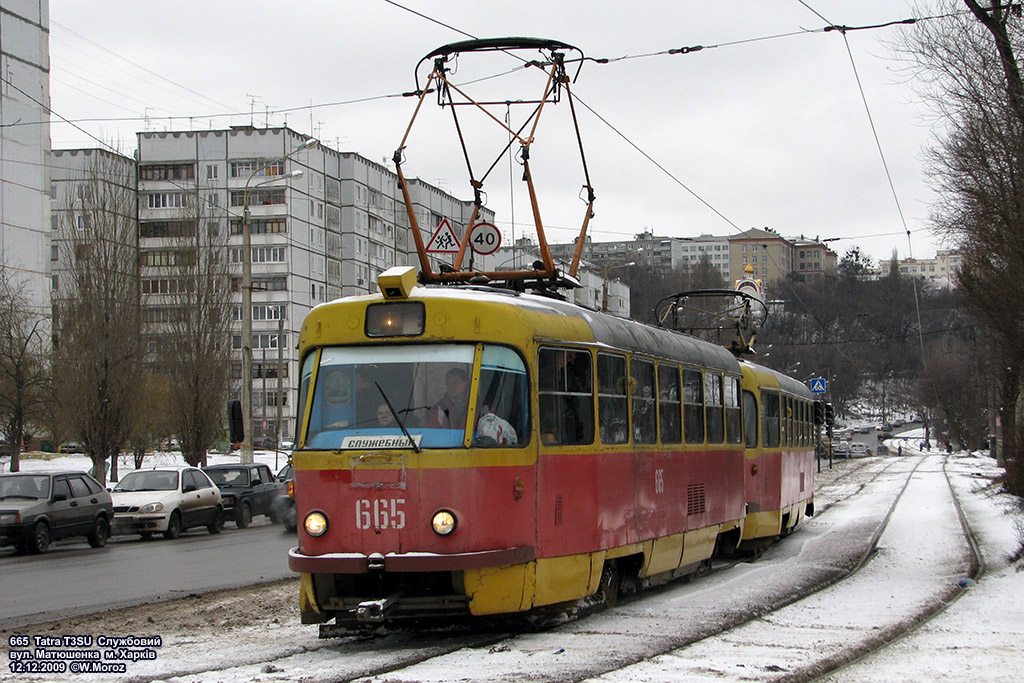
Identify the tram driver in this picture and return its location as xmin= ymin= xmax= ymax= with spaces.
xmin=426 ymin=367 xmax=470 ymax=429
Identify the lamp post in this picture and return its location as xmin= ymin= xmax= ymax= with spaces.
xmin=240 ymin=137 xmax=316 ymax=464
xmin=601 ymin=261 xmax=635 ymax=313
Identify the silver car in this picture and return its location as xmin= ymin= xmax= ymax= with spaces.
xmin=110 ymin=466 xmax=223 ymax=540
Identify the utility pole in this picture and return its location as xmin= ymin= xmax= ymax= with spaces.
xmin=240 ymin=136 xmax=316 ymax=463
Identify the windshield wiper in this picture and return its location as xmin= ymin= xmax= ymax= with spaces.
xmin=375 ymin=381 xmax=421 ymax=453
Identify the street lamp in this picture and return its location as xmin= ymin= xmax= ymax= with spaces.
xmin=240 ymin=137 xmax=316 ymax=464
xmin=601 ymin=261 xmax=635 ymax=313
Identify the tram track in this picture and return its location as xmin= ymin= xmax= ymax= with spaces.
xmin=569 ymin=454 xmax=977 ymax=683
xmin=214 ymin=454 xmax=939 ymax=683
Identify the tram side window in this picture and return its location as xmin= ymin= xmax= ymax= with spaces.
xmin=705 ymin=372 xmax=724 ymax=443
xmin=742 ymin=390 xmax=758 ymax=448
xmin=683 ymin=368 xmax=704 ymax=444
xmin=538 ymin=347 xmax=594 ymax=445
xmin=762 ymin=390 xmax=781 ymax=448
xmin=658 ymin=364 xmax=681 ymax=444
xmin=799 ymin=400 xmax=808 ymax=446
xmin=473 ymin=345 xmax=529 ymax=448
xmin=597 ymin=352 xmax=628 ymax=444
xmin=725 ymin=376 xmax=742 ymax=444
xmin=781 ymin=395 xmax=791 ymax=447
xmin=297 ymin=353 xmax=315 ymax=446
xmin=631 ymin=359 xmax=656 ymax=444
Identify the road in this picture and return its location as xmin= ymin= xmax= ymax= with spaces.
xmin=0 ymin=519 xmax=296 ymax=629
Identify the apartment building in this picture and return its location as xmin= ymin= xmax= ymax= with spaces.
xmin=135 ymin=126 xmax=488 ymax=441
xmin=49 ymin=148 xmax=137 ymax=298
xmin=878 ymin=249 xmax=962 ymax=285
xmin=1 ymin=1 xmax=51 ymax=321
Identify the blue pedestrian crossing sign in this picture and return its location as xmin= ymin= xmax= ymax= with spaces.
xmin=809 ymin=378 xmax=827 ymax=394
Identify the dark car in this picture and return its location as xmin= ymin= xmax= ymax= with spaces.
xmin=203 ymin=463 xmax=285 ymax=528
xmin=275 ymin=462 xmax=296 ymax=532
xmin=0 ymin=471 xmax=113 ymax=553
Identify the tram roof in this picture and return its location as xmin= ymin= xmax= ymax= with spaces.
xmin=376 ymin=284 xmax=743 ymax=374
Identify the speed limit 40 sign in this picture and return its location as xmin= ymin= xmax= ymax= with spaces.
xmin=468 ymin=222 xmax=501 ymax=255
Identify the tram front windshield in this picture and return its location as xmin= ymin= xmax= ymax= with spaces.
xmin=303 ymin=343 xmax=527 ymax=450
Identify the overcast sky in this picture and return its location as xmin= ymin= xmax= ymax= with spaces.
xmin=48 ymin=0 xmax=955 ymax=265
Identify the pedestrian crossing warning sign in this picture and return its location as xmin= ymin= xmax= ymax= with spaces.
xmin=809 ymin=378 xmax=827 ymax=394
xmin=426 ymin=218 xmax=460 ymax=253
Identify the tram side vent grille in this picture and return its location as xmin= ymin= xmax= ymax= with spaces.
xmin=555 ymin=494 xmax=563 ymax=526
xmin=800 ymin=472 xmax=805 ymax=492
xmin=686 ymin=483 xmax=706 ymax=516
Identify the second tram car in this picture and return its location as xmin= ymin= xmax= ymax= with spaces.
xmin=287 ymin=267 xmax=816 ymax=629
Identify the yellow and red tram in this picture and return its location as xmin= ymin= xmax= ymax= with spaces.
xmin=287 ymin=267 xmax=816 ymax=628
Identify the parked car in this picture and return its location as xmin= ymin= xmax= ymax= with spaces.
xmin=203 ymin=463 xmax=284 ymax=528
xmin=279 ymin=440 xmax=294 ymax=452
xmin=252 ymin=436 xmax=278 ymax=450
xmin=832 ymin=442 xmax=852 ymax=458
xmin=110 ymin=466 xmax=223 ymax=539
xmin=58 ymin=442 xmax=83 ymax=454
xmin=849 ymin=442 xmax=870 ymax=457
xmin=275 ymin=462 xmax=296 ymax=532
xmin=0 ymin=471 xmax=113 ymax=553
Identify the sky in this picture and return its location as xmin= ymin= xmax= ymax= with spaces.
xmin=46 ymin=1 xmax=959 ymax=266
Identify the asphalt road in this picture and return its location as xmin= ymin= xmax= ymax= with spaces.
xmin=0 ymin=518 xmax=297 ymax=629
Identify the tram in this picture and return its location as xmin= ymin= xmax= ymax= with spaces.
xmin=283 ymin=38 xmax=816 ymax=631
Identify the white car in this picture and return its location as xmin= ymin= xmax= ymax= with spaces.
xmin=110 ymin=466 xmax=223 ymax=540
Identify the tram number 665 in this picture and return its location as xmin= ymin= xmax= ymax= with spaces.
xmin=356 ymin=498 xmax=406 ymax=530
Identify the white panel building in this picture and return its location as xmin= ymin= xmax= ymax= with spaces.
xmin=0 ymin=0 xmax=51 ymax=321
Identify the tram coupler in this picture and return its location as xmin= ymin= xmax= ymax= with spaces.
xmin=355 ymin=591 xmax=404 ymax=623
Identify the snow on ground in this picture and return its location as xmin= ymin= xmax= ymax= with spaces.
xmin=1 ymin=447 xmax=292 ymax=480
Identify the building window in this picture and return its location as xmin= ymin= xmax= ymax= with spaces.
xmin=207 ymin=165 xmax=218 ymax=180
xmin=229 ymin=189 xmax=285 ymax=206
xmin=141 ymin=221 xmax=196 ymax=238
xmin=230 ymin=160 xmax=285 ymax=178
xmin=140 ymin=164 xmax=195 ymax=181
xmin=147 ymin=192 xmax=186 ymax=209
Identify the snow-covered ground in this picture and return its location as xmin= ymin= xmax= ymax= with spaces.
xmin=2 ymin=439 xmax=1022 ymax=682
xmin=1 ymin=447 xmax=292 ymax=480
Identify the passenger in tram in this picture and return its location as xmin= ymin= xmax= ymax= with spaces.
xmin=426 ymin=367 xmax=470 ymax=429
xmin=375 ymin=402 xmax=398 ymax=428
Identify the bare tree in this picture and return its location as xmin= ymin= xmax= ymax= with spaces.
xmin=900 ymin=1 xmax=1024 ymax=493
xmin=52 ymin=151 xmax=141 ymax=484
xmin=147 ymin=196 xmax=233 ymax=467
xmin=123 ymin=369 xmax=174 ymax=474
xmin=0 ymin=270 xmax=50 ymax=472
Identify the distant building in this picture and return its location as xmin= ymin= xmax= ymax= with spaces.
xmin=728 ymin=228 xmax=793 ymax=285
xmin=1 ymin=1 xmax=51 ymax=323
xmin=790 ymin=236 xmax=838 ymax=281
xmin=549 ymin=231 xmax=731 ymax=280
xmin=477 ymin=239 xmax=630 ymax=318
xmin=879 ymin=249 xmax=962 ymax=285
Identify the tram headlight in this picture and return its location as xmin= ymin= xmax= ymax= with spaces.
xmin=304 ymin=511 xmax=328 ymax=537
xmin=431 ymin=509 xmax=457 ymax=536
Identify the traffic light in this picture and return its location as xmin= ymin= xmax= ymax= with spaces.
xmin=825 ymin=403 xmax=835 ymax=428
xmin=814 ymin=401 xmax=825 ymax=425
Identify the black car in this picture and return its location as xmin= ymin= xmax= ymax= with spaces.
xmin=275 ymin=462 xmax=296 ymax=532
xmin=0 ymin=471 xmax=113 ymax=553
xmin=202 ymin=463 xmax=285 ymax=528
